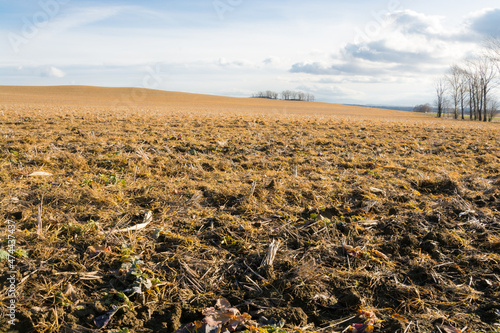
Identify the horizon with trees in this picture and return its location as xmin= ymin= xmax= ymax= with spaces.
xmin=432 ymin=37 xmax=500 ymax=122
xmin=252 ymin=90 xmax=315 ymax=102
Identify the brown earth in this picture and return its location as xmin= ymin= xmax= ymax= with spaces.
xmin=0 ymin=86 xmax=499 ymax=333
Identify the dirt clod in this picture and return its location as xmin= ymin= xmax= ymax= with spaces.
xmin=261 ymin=307 xmax=308 ymax=327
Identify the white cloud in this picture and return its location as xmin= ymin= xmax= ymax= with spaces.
xmin=1 ymin=1 xmax=499 ymax=106
xmin=41 ymin=66 xmax=66 ymax=78
xmin=263 ymin=57 xmax=280 ymax=66
xmin=300 ymin=84 xmax=366 ymax=100
xmin=388 ymin=10 xmax=446 ymax=37
xmin=290 ymin=9 xmax=483 ymax=79
xmin=467 ymin=8 xmax=500 ymax=37
xmin=48 ymin=6 xmax=129 ymax=32
xmin=286 ymin=7 xmax=500 ymax=105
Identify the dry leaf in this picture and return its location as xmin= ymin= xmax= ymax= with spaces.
xmin=372 ymin=249 xmax=389 ymax=261
xmin=216 ymin=298 xmax=232 ymax=309
xmin=176 ymin=298 xmax=253 ymax=333
xmin=88 ymin=245 xmax=112 ymax=256
xmin=343 ymin=244 xmax=362 ymax=257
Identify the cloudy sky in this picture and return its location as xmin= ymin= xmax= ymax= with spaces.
xmin=1 ymin=0 xmax=499 ymax=105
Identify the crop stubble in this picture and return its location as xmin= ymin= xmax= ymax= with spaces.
xmin=0 ymin=86 xmax=499 ymax=332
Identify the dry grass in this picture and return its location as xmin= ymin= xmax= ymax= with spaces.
xmin=0 ymin=86 xmax=499 ymax=333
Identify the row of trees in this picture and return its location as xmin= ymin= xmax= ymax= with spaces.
xmin=252 ymin=90 xmax=315 ymax=102
xmin=435 ymin=38 xmax=500 ymax=121
xmin=413 ymin=103 xmax=433 ymax=113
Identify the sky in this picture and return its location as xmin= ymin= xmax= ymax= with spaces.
xmin=1 ymin=0 xmax=500 ymax=106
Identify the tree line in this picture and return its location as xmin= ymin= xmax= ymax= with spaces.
xmin=412 ymin=104 xmax=433 ymax=113
xmin=434 ymin=37 xmax=500 ymax=122
xmin=252 ymin=90 xmax=315 ymax=102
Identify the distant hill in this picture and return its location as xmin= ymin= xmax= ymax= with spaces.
xmin=0 ymin=85 xmax=428 ymax=119
xmin=346 ymin=104 xmax=415 ymax=112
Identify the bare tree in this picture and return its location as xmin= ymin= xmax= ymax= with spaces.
xmin=265 ymin=91 xmax=278 ymax=99
xmin=457 ymin=68 xmax=468 ymax=120
xmin=485 ymin=36 xmax=500 ymax=72
xmin=446 ymin=65 xmax=463 ymax=119
xmin=463 ymin=61 xmax=482 ymax=121
xmin=435 ymin=79 xmax=447 ymax=118
xmin=254 ymin=90 xmax=314 ymax=102
xmin=445 ymin=65 xmax=469 ymax=120
xmin=413 ymin=104 xmax=433 ymax=113
xmin=433 ymin=40 xmax=498 ymax=122
xmin=464 ymin=56 xmax=497 ymax=121
xmin=281 ymin=90 xmax=291 ymax=100
xmin=487 ymin=99 xmax=498 ymax=122
xmin=476 ymin=57 xmax=497 ymax=122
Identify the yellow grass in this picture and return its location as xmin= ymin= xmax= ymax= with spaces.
xmin=0 ymin=86 xmax=499 ymax=333
xmin=0 ymin=85 xmax=427 ymax=119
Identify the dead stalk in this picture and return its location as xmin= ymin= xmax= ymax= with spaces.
xmin=244 ymin=261 xmax=268 ymax=281
xmin=317 ymin=315 xmax=357 ymax=331
xmin=248 ymin=181 xmax=256 ymax=199
xmin=37 ymin=197 xmax=43 ymax=239
xmin=404 ymin=321 xmax=413 ymax=333
xmin=261 ymin=239 xmax=280 ymax=267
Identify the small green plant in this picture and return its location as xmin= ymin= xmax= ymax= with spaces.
xmin=221 ymin=235 xmax=244 ymax=248
xmin=112 ymin=328 xmax=130 ymax=333
xmin=82 ymin=174 xmax=126 ymax=187
xmin=13 ymin=248 xmax=28 ymax=258
xmin=0 ymin=249 xmax=10 ymax=261
xmin=60 ymin=220 xmax=100 ymax=238
xmin=119 ymin=247 xmax=157 ymax=295
xmin=61 ymin=223 xmax=84 ymax=236
xmin=81 ymin=178 xmax=93 ymax=186
xmin=120 ymin=244 xmax=135 ymax=260
xmin=55 ymin=291 xmax=72 ymax=307
xmin=86 ymin=219 xmax=100 ymax=232
xmin=367 ymin=170 xmax=382 ymax=179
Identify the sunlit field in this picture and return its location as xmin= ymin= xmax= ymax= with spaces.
xmin=0 ymin=86 xmax=499 ymax=333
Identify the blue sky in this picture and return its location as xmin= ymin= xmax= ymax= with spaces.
xmin=1 ymin=0 xmax=499 ymax=105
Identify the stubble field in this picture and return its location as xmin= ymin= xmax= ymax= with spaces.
xmin=0 ymin=86 xmax=499 ymax=333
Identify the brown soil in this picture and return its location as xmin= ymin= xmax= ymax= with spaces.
xmin=0 ymin=86 xmax=499 ymax=333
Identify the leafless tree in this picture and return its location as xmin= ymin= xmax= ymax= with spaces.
xmin=446 ymin=65 xmax=469 ymax=119
xmin=476 ymin=57 xmax=497 ymax=122
xmin=485 ymin=36 xmax=500 ymax=71
xmin=434 ymin=40 xmax=498 ymax=122
xmin=413 ymin=104 xmax=433 ymax=113
xmin=463 ymin=55 xmax=497 ymax=121
xmin=281 ymin=90 xmax=291 ymax=100
xmin=457 ymin=69 xmax=468 ymax=120
xmin=254 ymin=90 xmax=315 ymax=102
xmin=487 ymin=99 xmax=499 ymax=122
xmin=463 ymin=66 xmax=479 ymax=120
xmin=266 ymin=91 xmax=278 ymax=99
xmin=435 ymin=78 xmax=447 ymax=118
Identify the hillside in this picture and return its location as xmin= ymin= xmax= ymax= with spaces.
xmin=0 ymin=85 xmax=499 ymax=333
xmin=0 ymin=85 xmax=424 ymax=119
